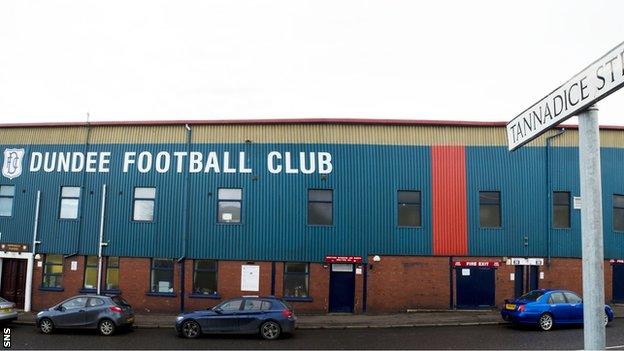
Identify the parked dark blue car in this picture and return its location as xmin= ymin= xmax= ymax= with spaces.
xmin=175 ymin=296 xmax=296 ymax=340
xmin=501 ymin=289 xmax=614 ymax=331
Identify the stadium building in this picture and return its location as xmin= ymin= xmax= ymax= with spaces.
xmin=0 ymin=119 xmax=623 ymax=314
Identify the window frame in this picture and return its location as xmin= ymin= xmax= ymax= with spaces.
xmin=192 ymin=259 xmax=218 ymax=296
xmin=41 ymin=254 xmax=64 ymax=290
xmin=307 ymin=189 xmax=334 ymax=226
xmin=397 ymin=190 xmax=422 ymax=228
xmin=614 ymin=194 xmax=624 ymax=232
xmin=83 ymin=255 xmax=98 ymax=289
xmin=58 ymin=186 xmax=81 ymax=220
xmin=216 ymin=188 xmax=243 ymax=224
xmin=552 ymin=191 xmax=571 ymax=229
xmin=0 ymin=185 xmax=16 ymax=218
xmin=132 ymin=186 xmax=156 ymax=222
xmin=283 ymin=262 xmax=311 ymax=299
xmin=104 ymin=256 xmax=120 ymax=291
xmin=149 ymin=258 xmax=174 ymax=294
xmin=479 ymin=191 xmax=502 ymax=228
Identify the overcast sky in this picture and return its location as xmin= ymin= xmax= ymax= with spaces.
xmin=1 ymin=0 xmax=623 ymax=125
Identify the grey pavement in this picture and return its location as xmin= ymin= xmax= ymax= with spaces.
xmin=13 ymin=305 xmax=624 ymax=330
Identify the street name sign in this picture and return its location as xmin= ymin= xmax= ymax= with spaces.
xmin=507 ymin=41 xmax=624 ymax=151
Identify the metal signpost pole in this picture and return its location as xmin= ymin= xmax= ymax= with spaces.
xmin=578 ymin=105 xmax=605 ymax=350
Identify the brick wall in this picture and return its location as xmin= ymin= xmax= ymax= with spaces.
xmin=366 ymin=256 xmax=451 ymax=312
xmin=27 ymin=255 xmax=619 ymax=314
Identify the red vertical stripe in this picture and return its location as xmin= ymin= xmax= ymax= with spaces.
xmin=432 ymin=146 xmax=468 ymax=255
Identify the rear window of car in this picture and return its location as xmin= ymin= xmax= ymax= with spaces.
xmin=520 ymin=290 xmax=544 ymax=301
xmin=260 ymin=301 xmax=273 ymax=310
xmin=111 ymin=296 xmax=130 ymax=306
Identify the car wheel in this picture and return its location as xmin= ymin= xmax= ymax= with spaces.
xmin=538 ymin=313 xmax=554 ymax=331
xmin=604 ymin=314 xmax=609 ymax=326
xmin=260 ymin=321 xmax=281 ymax=340
xmin=39 ymin=318 xmax=54 ymax=334
xmin=98 ymin=319 xmax=116 ymax=336
xmin=181 ymin=320 xmax=201 ymax=339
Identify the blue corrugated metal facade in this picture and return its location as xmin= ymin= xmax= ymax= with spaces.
xmin=1 ymin=122 xmax=624 ymax=263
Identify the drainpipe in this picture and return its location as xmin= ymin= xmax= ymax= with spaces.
xmin=25 ymin=190 xmax=41 ymax=312
xmin=76 ymin=117 xmax=92 ymax=254
xmin=96 ymin=184 xmax=108 ymax=295
xmin=546 ymin=129 xmax=566 ymax=266
xmin=180 ymin=124 xmax=192 ymax=313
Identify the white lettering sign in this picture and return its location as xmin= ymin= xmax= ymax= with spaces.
xmin=5 ymin=149 xmax=334 ymax=178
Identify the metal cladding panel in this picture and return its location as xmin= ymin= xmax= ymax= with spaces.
xmin=547 ymin=147 xmax=581 ymax=258
xmin=601 ymin=148 xmax=624 ymax=259
xmin=186 ymin=144 xmax=432 ymax=262
xmin=0 ymin=128 xmax=88 ymax=145
xmin=465 ymin=146 xmax=548 ymax=257
xmin=431 ymin=146 xmax=468 ymax=255
xmin=185 ymin=124 xmax=509 ymax=146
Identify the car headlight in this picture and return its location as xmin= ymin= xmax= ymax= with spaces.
xmin=176 ymin=316 xmax=184 ymax=322
xmin=37 ymin=311 xmax=43 ymax=316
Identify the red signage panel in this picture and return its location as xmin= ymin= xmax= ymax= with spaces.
xmin=452 ymin=261 xmax=500 ymax=268
xmin=324 ymin=256 xmax=363 ymax=264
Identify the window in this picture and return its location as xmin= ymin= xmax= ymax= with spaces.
xmin=283 ymin=262 xmax=309 ymax=298
xmin=479 ymin=191 xmax=501 ymax=228
xmin=105 ymin=257 xmax=120 ymax=290
xmin=614 ymin=195 xmax=624 ymax=231
xmin=217 ymin=298 xmax=242 ymax=311
xmin=0 ymin=185 xmax=15 ymax=217
xmin=308 ymin=189 xmax=333 ymax=225
xmin=59 ymin=186 xmax=80 ymax=219
xmin=83 ymin=256 xmax=98 ymax=289
xmin=42 ymin=254 xmax=63 ymax=288
xmin=150 ymin=258 xmax=174 ymax=293
xmin=563 ymin=291 xmax=582 ymax=304
xmin=87 ymin=298 xmax=105 ymax=307
xmin=193 ymin=260 xmax=217 ymax=295
xmin=133 ymin=187 xmax=156 ymax=221
xmin=243 ymin=299 xmax=263 ymax=311
xmin=553 ymin=192 xmax=571 ymax=228
xmin=61 ymin=297 xmax=87 ymax=310
xmin=548 ymin=292 xmax=566 ymax=304
xmin=217 ymin=188 xmax=242 ymax=223
xmin=397 ymin=190 xmax=421 ymax=227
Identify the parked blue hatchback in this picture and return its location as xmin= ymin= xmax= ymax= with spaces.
xmin=501 ymin=289 xmax=614 ymax=331
xmin=175 ymin=296 xmax=296 ymax=340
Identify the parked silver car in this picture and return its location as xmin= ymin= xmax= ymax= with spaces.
xmin=0 ymin=297 xmax=17 ymax=324
xmin=36 ymin=295 xmax=134 ymax=336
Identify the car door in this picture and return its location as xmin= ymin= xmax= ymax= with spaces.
xmin=547 ymin=292 xmax=573 ymax=323
xmin=200 ymin=298 xmax=242 ymax=332
xmin=52 ymin=297 xmax=88 ymax=328
xmin=563 ymin=291 xmax=583 ymax=323
xmin=238 ymin=299 xmax=266 ymax=332
xmin=84 ymin=297 xmax=108 ymax=328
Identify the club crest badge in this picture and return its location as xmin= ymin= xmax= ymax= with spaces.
xmin=2 ymin=148 xmax=25 ymax=179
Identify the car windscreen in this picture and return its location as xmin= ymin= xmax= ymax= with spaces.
xmin=519 ymin=290 xmax=544 ymax=301
xmin=111 ymin=296 xmax=131 ymax=306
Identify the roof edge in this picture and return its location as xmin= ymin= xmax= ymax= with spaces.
xmin=0 ymin=118 xmax=622 ymax=130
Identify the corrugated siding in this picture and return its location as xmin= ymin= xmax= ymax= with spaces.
xmin=3 ymin=123 xmax=624 ymax=261
xmin=432 ymin=146 xmax=468 ymax=255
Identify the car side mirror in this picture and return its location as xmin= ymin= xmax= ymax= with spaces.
xmin=213 ymin=307 xmax=222 ymax=314
xmin=56 ymin=306 xmax=65 ymax=312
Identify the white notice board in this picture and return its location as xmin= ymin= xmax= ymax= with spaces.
xmin=241 ymin=265 xmax=260 ymax=291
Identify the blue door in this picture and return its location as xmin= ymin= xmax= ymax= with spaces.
xmin=514 ymin=266 xmax=524 ymax=297
xmin=613 ymin=265 xmax=624 ymax=303
xmin=529 ymin=266 xmax=539 ymax=291
xmin=455 ymin=267 xmax=495 ymax=309
xmin=329 ymin=264 xmax=355 ymax=313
